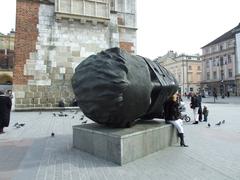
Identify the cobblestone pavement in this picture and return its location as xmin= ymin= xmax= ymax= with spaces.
xmin=0 ymin=99 xmax=240 ymax=180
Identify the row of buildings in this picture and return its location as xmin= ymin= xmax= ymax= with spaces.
xmin=201 ymin=23 xmax=240 ymax=97
xmin=156 ymin=51 xmax=201 ymax=95
xmin=156 ymin=23 xmax=240 ymax=97
xmin=1 ymin=0 xmax=239 ymax=108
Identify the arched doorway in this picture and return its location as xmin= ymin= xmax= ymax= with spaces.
xmin=0 ymin=73 xmax=13 ymax=84
xmin=0 ymin=73 xmax=13 ymax=91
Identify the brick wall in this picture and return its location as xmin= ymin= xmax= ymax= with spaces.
xmin=13 ymin=0 xmax=39 ymax=85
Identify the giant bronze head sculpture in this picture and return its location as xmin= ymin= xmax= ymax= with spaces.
xmin=71 ymin=48 xmax=178 ymax=128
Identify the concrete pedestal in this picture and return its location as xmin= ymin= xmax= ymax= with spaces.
xmin=73 ymin=120 xmax=178 ymax=165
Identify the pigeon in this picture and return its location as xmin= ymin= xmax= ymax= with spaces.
xmin=82 ymin=120 xmax=87 ymax=124
xmin=215 ymin=121 xmax=221 ymax=126
xmin=53 ymin=113 xmax=56 ymax=116
xmin=207 ymin=123 xmax=211 ymax=128
xmin=19 ymin=123 xmax=25 ymax=127
xmin=222 ymin=120 xmax=225 ymax=124
xmin=16 ymin=125 xmax=21 ymax=128
xmin=80 ymin=115 xmax=85 ymax=120
xmin=51 ymin=132 xmax=55 ymax=137
xmin=72 ymin=116 xmax=75 ymax=119
xmin=13 ymin=122 xmax=19 ymax=127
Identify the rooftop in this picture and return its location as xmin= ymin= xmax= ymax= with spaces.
xmin=202 ymin=23 xmax=240 ymax=48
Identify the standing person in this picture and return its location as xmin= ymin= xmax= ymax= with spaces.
xmin=213 ymin=91 xmax=218 ymax=100
xmin=176 ymin=92 xmax=182 ymax=103
xmin=227 ymin=91 xmax=230 ymax=97
xmin=0 ymin=90 xmax=12 ymax=134
xmin=197 ymin=93 xmax=202 ymax=122
xmin=164 ymin=94 xmax=188 ymax=147
xmin=202 ymin=106 xmax=209 ymax=122
xmin=190 ymin=93 xmax=200 ymax=124
xmin=5 ymin=89 xmax=15 ymax=111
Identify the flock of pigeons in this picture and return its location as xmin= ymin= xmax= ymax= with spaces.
xmin=50 ymin=110 xmax=88 ymax=137
xmin=13 ymin=110 xmax=88 ymax=137
xmin=13 ymin=110 xmax=226 ymax=137
xmin=13 ymin=122 xmax=25 ymax=128
xmin=52 ymin=111 xmax=87 ymax=123
xmin=207 ymin=119 xmax=225 ymax=128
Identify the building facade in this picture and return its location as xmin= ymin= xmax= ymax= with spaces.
xmin=156 ymin=51 xmax=202 ymax=95
xmin=201 ymin=23 xmax=240 ymax=96
xmin=13 ymin=0 xmax=137 ymax=108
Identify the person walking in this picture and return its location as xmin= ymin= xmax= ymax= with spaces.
xmin=190 ymin=93 xmax=200 ymax=124
xmin=0 ymin=90 xmax=12 ymax=134
xmin=164 ymin=94 xmax=188 ymax=147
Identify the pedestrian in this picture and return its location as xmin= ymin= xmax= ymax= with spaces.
xmin=190 ymin=92 xmax=200 ymax=124
xmin=202 ymin=106 xmax=209 ymax=122
xmin=164 ymin=93 xmax=188 ymax=147
xmin=176 ymin=92 xmax=182 ymax=103
xmin=5 ymin=89 xmax=13 ymax=99
xmin=0 ymin=90 xmax=12 ymax=134
xmin=227 ymin=91 xmax=230 ymax=97
xmin=197 ymin=92 xmax=202 ymax=122
xmin=213 ymin=91 xmax=217 ymax=100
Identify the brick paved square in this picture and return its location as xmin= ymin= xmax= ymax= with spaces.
xmin=0 ymin=97 xmax=240 ymax=180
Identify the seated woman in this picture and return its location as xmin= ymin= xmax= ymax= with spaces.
xmin=164 ymin=94 xmax=188 ymax=147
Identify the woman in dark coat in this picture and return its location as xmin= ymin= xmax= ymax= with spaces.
xmin=164 ymin=94 xmax=188 ymax=147
xmin=0 ymin=90 xmax=12 ymax=134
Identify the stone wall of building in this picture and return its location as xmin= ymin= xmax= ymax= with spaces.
xmin=13 ymin=0 xmax=137 ymax=108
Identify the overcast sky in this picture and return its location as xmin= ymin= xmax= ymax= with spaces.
xmin=1 ymin=0 xmax=240 ymax=59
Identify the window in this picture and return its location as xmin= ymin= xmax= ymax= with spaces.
xmin=227 ymin=40 xmax=233 ymax=48
xmin=228 ymin=54 xmax=232 ymax=63
xmin=220 ymin=44 xmax=223 ymax=51
xmin=178 ymin=74 xmax=181 ymax=83
xmin=197 ymin=66 xmax=201 ymax=70
xmin=206 ymin=60 xmax=209 ymax=68
xmin=110 ymin=0 xmax=116 ymax=11
xmin=213 ymin=71 xmax=217 ymax=79
xmin=221 ymin=70 xmax=224 ymax=80
xmin=206 ymin=72 xmax=210 ymax=80
xmin=220 ymin=57 xmax=224 ymax=66
xmin=197 ymin=72 xmax=201 ymax=82
xmin=188 ymin=65 xmax=192 ymax=70
xmin=228 ymin=69 xmax=233 ymax=78
xmin=55 ymin=0 xmax=110 ymax=22
xmin=211 ymin=46 xmax=215 ymax=52
xmin=188 ymin=72 xmax=193 ymax=82
xmin=213 ymin=59 xmax=216 ymax=66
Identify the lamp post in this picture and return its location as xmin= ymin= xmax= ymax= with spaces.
xmin=182 ymin=59 xmax=185 ymax=95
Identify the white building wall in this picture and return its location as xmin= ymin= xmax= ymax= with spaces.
xmin=236 ymin=33 xmax=240 ymax=75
